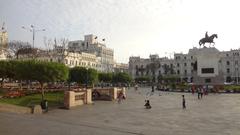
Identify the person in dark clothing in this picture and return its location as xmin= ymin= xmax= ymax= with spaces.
xmin=182 ymin=95 xmax=186 ymax=109
xmin=200 ymin=88 xmax=204 ymax=99
xmin=151 ymin=85 xmax=154 ymax=92
xmin=197 ymin=88 xmax=201 ymax=99
xmin=144 ymin=100 xmax=152 ymax=109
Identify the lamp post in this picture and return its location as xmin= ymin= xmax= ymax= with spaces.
xmin=22 ymin=25 xmax=45 ymax=48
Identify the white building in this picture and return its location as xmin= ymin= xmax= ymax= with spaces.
xmin=68 ymin=34 xmax=114 ymax=72
xmin=113 ymin=63 xmax=129 ymax=73
xmin=17 ymin=47 xmax=101 ymax=71
xmin=129 ymin=47 xmax=240 ymax=85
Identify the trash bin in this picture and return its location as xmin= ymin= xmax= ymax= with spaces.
xmin=41 ymin=100 xmax=48 ymax=112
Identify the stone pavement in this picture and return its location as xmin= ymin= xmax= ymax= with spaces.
xmin=0 ymin=87 xmax=240 ymax=135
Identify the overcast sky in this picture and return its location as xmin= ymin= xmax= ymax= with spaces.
xmin=1 ymin=0 xmax=240 ymax=63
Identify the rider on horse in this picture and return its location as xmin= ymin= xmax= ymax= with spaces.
xmin=205 ymin=31 xmax=209 ymax=39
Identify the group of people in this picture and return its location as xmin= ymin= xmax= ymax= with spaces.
xmin=192 ymin=87 xmax=208 ymax=99
xmin=133 ymin=84 xmax=213 ymax=110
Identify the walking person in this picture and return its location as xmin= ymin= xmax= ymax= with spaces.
xmin=197 ymin=87 xmax=201 ymax=99
xmin=135 ymin=84 xmax=138 ymax=91
xmin=150 ymin=85 xmax=155 ymax=96
xmin=191 ymin=88 xmax=195 ymax=95
xmin=117 ymin=91 xmax=125 ymax=104
xmin=182 ymin=95 xmax=186 ymax=109
xmin=200 ymin=88 xmax=204 ymax=99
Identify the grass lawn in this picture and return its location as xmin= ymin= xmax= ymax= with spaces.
xmin=0 ymin=91 xmax=64 ymax=107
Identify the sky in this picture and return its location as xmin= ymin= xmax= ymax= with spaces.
xmin=1 ymin=0 xmax=240 ymax=63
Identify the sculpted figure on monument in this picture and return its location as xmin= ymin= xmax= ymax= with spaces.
xmin=199 ymin=32 xmax=218 ymax=47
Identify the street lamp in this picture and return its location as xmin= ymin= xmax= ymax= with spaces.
xmin=22 ymin=25 xmax=45 ymax=48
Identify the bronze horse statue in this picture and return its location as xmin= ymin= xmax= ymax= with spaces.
xmin=199 ymin=34 xmax=218 ymax=47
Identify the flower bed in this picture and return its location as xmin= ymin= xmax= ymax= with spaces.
xmin=3 ymin=91 xmax=25 ymax=98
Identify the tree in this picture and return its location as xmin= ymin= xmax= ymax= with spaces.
xmin=112 ymin=72 xmax=132 ymax=84
xmin=0 ymin=60 xmax=19 ymax=87
xmin=0 ymin=61 xmax=8 ymax=87
xmin=69 ymin=67 xmax=87 ymax=85
xmin=30 ymin=61 xmax=69 ymax=101
xmin=87 ymin=68 xmax=98 ymax=86
xmin=69 ymin=67 xmax=98 ymax=87
xmin=98 ymin=72 xmax=113 ymax=83
xmin=157 ymin=74 xmax=163 ymax=84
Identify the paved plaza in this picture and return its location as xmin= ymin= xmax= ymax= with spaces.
xmin=1 ymin=87 xmax=240 ymax=135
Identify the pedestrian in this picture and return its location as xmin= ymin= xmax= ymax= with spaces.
xmin=191 ymin=88 xmax=194 ymax=95
xmin=144 ymin=100 xmax=152 ymax=109
xmin=117 ymin=91 xmax=125 ymax=104
xmin=197 ymin=88 xmax=200 ymax=99
xmin=149 ymin=85 xmax=155 ymax=96
xmin=151 ymin=85 xmax=154 ymax=92
xmin=182 ymin=95 xmax=186 ymax=109
xmin=135 ymin=84 xmax=138 ymax=91
xmin=200 ymin=88 xmax=204 ymax=99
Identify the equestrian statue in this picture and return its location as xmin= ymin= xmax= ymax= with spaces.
xmin=199 ymin=32 xmax=218 ymax=47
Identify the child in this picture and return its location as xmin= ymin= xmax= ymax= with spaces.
xmin=182 ymin=95 xmax=186 ymax=109
xmin=144 ymin=100 xmax=152 ymax=109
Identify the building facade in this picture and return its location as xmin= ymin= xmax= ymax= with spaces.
xmin=129 ymin=47 xmax=240 ymax=85
xmin=68 ymin=34 xmax=114 ymax=72
xmin=17 ymin=47 xmax=101 ymax=71
xmin=113 ymin=63 xmax=129 ymax=73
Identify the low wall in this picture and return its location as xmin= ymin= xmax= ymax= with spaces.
xmin=93 ymin=87 xmax=126 ymax=101
xmin=0 ymin=103 xmax=31 ymax=114
xmin=64 ymin=89 xmax=92 ymax=109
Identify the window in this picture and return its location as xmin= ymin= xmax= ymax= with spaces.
xmin=184 ymin=56 xmax=186 ymax=60
xmin=227 ymin=68 xmax=230 ymax=73
xmin=235 ymin=61 xmax=238 ymax=65
xmin=177 ymin=63 xmax=180 ymax=67
xmin=184 ymin=70 xmax=187 ymax=75
xmin=227 ymin=61 xmax=230 ymax=65
xmin=201 ymin=68 xmax=214 ymax=74
xmin=65 ymin=59 xmax=68 ymax=64
xmin=175 ymin=56 xmax=180 ymax=60
xmin=191 ymin=56 xmax=193 ymax=59
xmin=177 ymin=70 xmax=180 ymax=74
xmin=205 ymin=78 xmax=211 ymax=83
xmin=184 ymin=63 xmax=187 ymax=66
xmin=226 ymin=54 xmax=229 ymax=57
